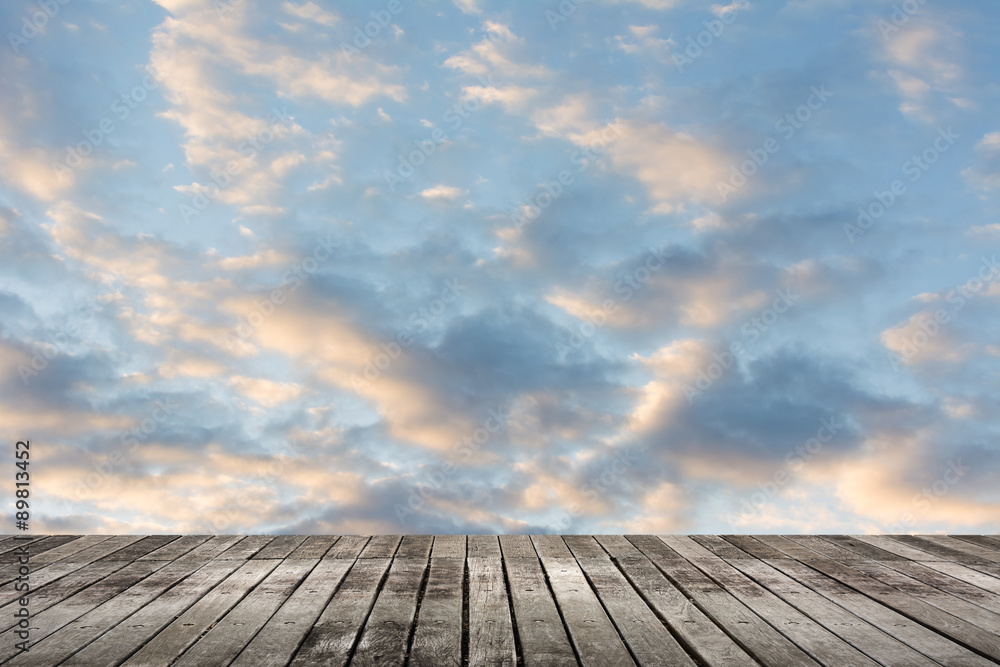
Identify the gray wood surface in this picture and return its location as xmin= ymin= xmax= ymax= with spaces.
xmin=7 ymin=533 xmax=999 ymax=666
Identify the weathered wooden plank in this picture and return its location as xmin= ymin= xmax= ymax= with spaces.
xmin=3 ymin=555 xmax=215 ymax=666
xmin=850 ymin=534 xmax=950 ymax=561
xmin=409 ymin=557 xmax=464 ymax=667
xmin=818 ymin=535 xmax=905 ymax=561
xmin=252 ymin=534 xmax=308 ymax=559
xmin=172 ymin=534 xmax=245 ymax=562
xmin=60 ymin=559 xmax=244 ymax=667
xmin=99 ymin=535 xmax=181 ymax=561
xmin=20 ymin=535 xmax=112 ymax=566
xmin=288 ymin=535 xmax=340 ymax=559
xmin=136 ymin=535 xmax=211 ymax=561
xmin=468 ymin=534 xmax=502 ymax=557
xmin=908 ymin=535 xmax=1000 ymax=564
xmin=917 ymin=559 xmax=1000 ymax=596
xmin=215 ymin=534 xmax=276 ymax=559
xmin=0 ymin=559 xmax=131 ymax=627
xmin=594 ymin=535 xmax=644 ymax=560
xmin=395 ymin=534 xmax=434 ymax=559
xmin=951 ymin=535 xmax=1000 ymax=553
xmin=635 ymin=545 xmax=822 ymax=666
xmin=780 ymin=535 xmax=867 ymax=562
xmin=503 ymin=556 xmax=576 ymax=666
xmin=664 ymin=537 xmax=882 ymax=666
xmin=0 ymin=560 xmax=171 ymax=662
xmin=498 ymin=534 xmax=537 ymax=559
xmin=624 ymin=534 xmax=684 ymax=560
xmin=530 ymin=534 xmax=573 ymax=559
xmin=359 ymin=535 xmax=401 ymax=558
xmin=791 ymin=553 xmax=1000 ymax=661
xmin=120 ymin=558 xmax=279 ymax=666
xmin=690 ymin=535 xmax=752 ymax=559
xmin=352 ymin=557 xmax=428 ymax=666
xmin=45 ymin=534 xmax=146 ymax=564
xmin=0 ymin=535 xmax=56 ymax=560
xmin=727 ymin=557 xmax=939 ymax=666
xmin=0 ymin=536 xmax=82 ymax=564
xmin=468 ymin=556 xmax=517 ymax=666
xmin=172 ymin=559 xmax=317 ymax=666
xmin=752 ymin=534 xmax=831 ymax=562
xmin=764 ymin=555 xmax=997 ymax=667
xmin=615 ymin=556 xmax=759 ymax=667
xmin=290 ymin=558 xmax=392 ymax=666
xmin=577 ymin=557 xmax=696 ymax=666
xmin=229 ymin=558 xmax=355 ymax=667
xmin=719 ymin=535 xmax=789 ymax=560
xmin=564 ymin=535 xmax=609 ymax=559
xmin=540 ymin=557 xmax=635 ymax=666
xmin=430 ymin=535 xmax=466 ymax=559
xmin=326 ymin=535 xmax=369 ymax=559
xmin=888 ymin=535 xmax=993 ymax=565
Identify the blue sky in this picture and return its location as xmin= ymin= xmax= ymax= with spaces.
xmin=1 ymin=0 xmax=999 ymax=535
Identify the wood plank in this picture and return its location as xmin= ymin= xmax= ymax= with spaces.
xmin=594 ymin=535 xmax=644 ymax=560
xmin=951 ymin=535 xmax=1000 ymax=553
xmin=908 ymin=535 xmax=1000 ymax=564
xmin=624 ymin=535 xmax=684 ymax=561
xmin=288 ymin=535 xmax=340 ymax=559
xmin=576 ymin=557 xmax=696 ymax=666
xmin=60 ymin=559 xmax=244 ymax=667
xmin=0 ymin=559 xmax=171 ymax=661
xmin=43 ymin=534 xmax=146 ymax=564
xmin=503 ymin=556 xmax=576 ymax=666
xmin=690 ymin=535 xmax=751 ymax=559
xmin=0 ymin=559 xmax=131 ymax=626
xmin=779 ymin=535 xmax=867 ymax=563
xmin=614 ymin=556 xmax=759 ymax=667
xmin=664 ymin=537 xmax=882 ymax=667
xmin=719 ymin=535 xmax=789 ymax=560
xmin=888 ymin=535 xmax=993 ymax=565
xmin=635 ymin=544 xmax=822 ymax=666
xmin=564 ymin=535 xmax=609 ymax=559
xmin=727 ymin=557 xmax=939 ymax=666
xmin=851 ymin=535 xmax=950 ymax=561
xmin=326 ymin=535 xmax=369 ymax=558
xmin=290 ymin=558 xmax=393 ymax=666
xmin=0 ymin=535 xmax=56 ymax=560
xmin=352 ymin=557 xmax=428 ymax=666
xmin=409 ymin=557 xmax=464 ymax=667
xmin=467 ymin=556 xmax=517 ymax=666
xmin=172 ymin=559 xmax=317 ymax=667
xmin=818 ymin=535 xmax=905 ymax=561
xmin=468 ymin=534 xmax=502 ymax=557
xmin=430 ymin=535 xmax=466 ymax=559
xmin=99 ymin=535 xmax=181 ymax=561
xmin=785 ymin=552 xmax=1000 ymax=661
xmin=172 ymin=534 xmax=245 ymax=562
xmin=215 ymin=534 xmax=276 ymax=559
xmin=3 ymin=555 xmax=216 ymax=666
xmin=252 ymin=534 xmax=308 ymax=559
xmin=917 ymin=559 xmax=1000 ymax=596
xmin=752 ymin=534 xmax=831 ymax=562
xmin=136 ymin=535 xmax=211 ymax=561
xmin=19 ymin=535 xmax=112 ymax=566
xmin=229 ymin=558 xmax=355 ymax=667
xmin=359 ymin=535 xmax=401 ymax=558
xmin=539 ymin=557 xmax=635 ymax=666
xmin=395 ymin=534 xmax=434 ymax=559
xmin=120 ymin=558 xmax=280 ymax=666
xmin=531 ymin=534 xmax=573 ymax=559
xmin=763 ymin=554 xmax=998 ymax=667
xmin=498 ymin=534 xmax=537 ymax=559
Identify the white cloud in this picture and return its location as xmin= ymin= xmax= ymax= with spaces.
xmin=421 ymin=185 xmax=464 ymax=200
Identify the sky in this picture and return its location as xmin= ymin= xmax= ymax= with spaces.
xmin=1 ymin=0 xmax=999 ymax=536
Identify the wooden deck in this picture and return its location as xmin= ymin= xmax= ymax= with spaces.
xmin=1 ymin=535 xmax=999 ymax=665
